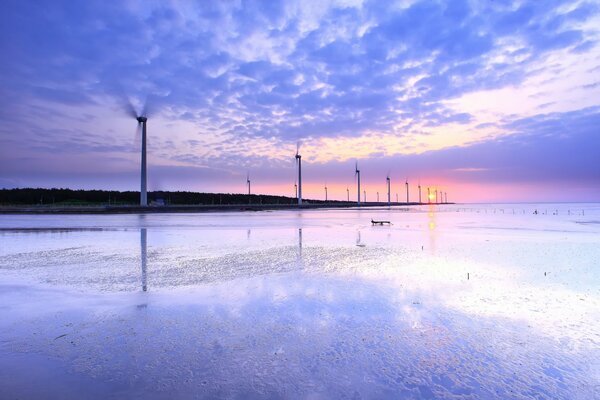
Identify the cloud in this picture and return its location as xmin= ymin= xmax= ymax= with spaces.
xmin=0 ymin=0 xmax=599 ymax=200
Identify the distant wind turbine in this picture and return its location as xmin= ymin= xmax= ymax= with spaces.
xmin=386 ymin=175 xmax=391 ymax=206
xmin=246 ymin=172 xmax=251 ymax=196
xmin=364 ymin=190 xmax=366 ymax=203
xmin=377 ymin=191 xmax=379 ymax=202
xmin=346 ymin=187 xmax=349 ymax=202
xmin=427 ymin=187 xmax=431 ymax=204
xmin=355 ymin=162 xmax=361 ymax=206
xmin=405 ymin=179 xmax=409 ymax=204
xmin=418 ymin=181 xmax=422 ymax=204
xmin=324 ymin=184 xmax=328 ymax=201
xmin=295 ymin=143 xmax=302 ymax=206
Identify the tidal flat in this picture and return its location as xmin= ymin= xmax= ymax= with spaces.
xmin=1 ymin=204 xmax=599 ymax=399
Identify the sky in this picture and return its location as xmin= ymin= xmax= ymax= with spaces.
xmin=0 ymin=0 xmax=599 ymax=203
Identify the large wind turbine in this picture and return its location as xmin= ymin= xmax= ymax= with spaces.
xmin=295 ymin=143 xmax=302 ymax=206
xmin=355 ymin=162 xmax=361 ymax=206
xmin=126 ymin=100 xmax=150 ymax=207
xmin=386 ymin=175 xmax=391 ymax=206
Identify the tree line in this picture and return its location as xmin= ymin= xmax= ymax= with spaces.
xmin=0 ymin=188 xmax=337 ymax=206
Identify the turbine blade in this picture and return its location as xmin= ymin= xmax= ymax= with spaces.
xmin=141 ymin=95 xmax=153 ymax=118
xmin=134 ymin=122 xmax=141 ymax=147
xmin=124 ymin=98 xmax=139 ymax=119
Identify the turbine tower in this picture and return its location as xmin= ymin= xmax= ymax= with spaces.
xmin=346 ymin=187 xmax=349 ymax=202
xmin=377 ymin=191 xmax=379 ymax=202
xmin=386 ymin=175 xmax=391 ymax=206
xmin=445 ymin=192 xmax=448 ymax=203
xmin=355 ymin=162 xmax=361 ymax=206
xmin=324 ymin=184 xmax=328 ymax=201
xmin=427 ymin=187 xmax=431 ymax=204
xmin=294 ymin=180 xmax=297 ymax=199
xmin=363 ymin=190 xmax=366 ymax=203
xmin=396 ymin=193 xmax=398 ymax=203
xmin=435 ymin=189 xmax=438 ymax=204
xmin=418 ymin=181 xmax=422 ymax=204
xmin=295 ymin=143 xmax=302 ymax=206
xmin=405 ymin=179 xmax=409 ymax=204
xmin=246 ymin=172 xmax=251 ymax=196
xmin=137 ymin=116 xmax=148 ymax=206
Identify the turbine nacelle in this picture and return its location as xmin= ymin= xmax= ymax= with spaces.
xmin=137 ymin=116 xmax=148 ymax=123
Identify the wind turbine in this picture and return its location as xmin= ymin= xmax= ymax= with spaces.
xmin=355 ymin=162 xmax=361 ymax=206
xmin=377 ymin=191 xmax=379 ymax=202
xmin=126 ymin=100 xmax=150 ymax=206
xmin=386 ymin=175 xmax=391 ymax=206
xmin=295 ymin=143 xmax=302 ymax=206
xmin=363 ymin=190 xmax=366 ymax=203
xmin=445 ymin=192 xmax=448 ymax=203
xmin=405 ymin=179 xmax=409 ymax=204
xmin=418 ymin=181 xmax=422 ymax=204
xmin=346 ymin=187 xmax=349 ymax=202
xmin=324 ymin=184 xmax=328 ymax=201
xmin=396 ymin=193 xmax=398 ymax=203
xmin=427 ymin=187 xmax=431 ymax=204
xmin=246 ymin=172 xmax=251 ymax=196
xmin=435 ymin=189 xmax=438 ymax=204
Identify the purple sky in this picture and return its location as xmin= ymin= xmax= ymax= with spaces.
xmin=1 ymin=0 xmax=599 ymax=202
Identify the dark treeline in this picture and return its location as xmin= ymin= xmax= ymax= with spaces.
xmin=0 ymin=188 xmax=339 ymax=206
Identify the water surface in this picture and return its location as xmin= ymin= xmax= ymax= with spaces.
xmin=1 ymin=204 xmax=599 ymax=398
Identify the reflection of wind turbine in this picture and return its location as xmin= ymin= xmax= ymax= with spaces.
xmin=295 ymin=143 xmax=302 ymax=206
xmin=355 ymin=162 xmax=361 ymax=206
xmin=297 ymin=228 xmax=303 ymax=267
xmin=386 ymin=175 xmax=391 ymax=206
xmin=126 ymin=99 xmax=150 ymax=206
xmin=140 ymin=228 xmax=147 ymax=292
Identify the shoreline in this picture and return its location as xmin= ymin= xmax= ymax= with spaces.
xmin=0 ymin=202 xmax=438 ymax=214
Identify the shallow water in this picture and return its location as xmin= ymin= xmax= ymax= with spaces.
xmin=1 ymin=203 xmax=599 ymax=399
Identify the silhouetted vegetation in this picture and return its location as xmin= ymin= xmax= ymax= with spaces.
xmin=0 ymin=188 xmax=341 ymax=206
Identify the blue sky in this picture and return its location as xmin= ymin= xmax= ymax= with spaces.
xmin=0 ymin=0 xmax=599 ymax=201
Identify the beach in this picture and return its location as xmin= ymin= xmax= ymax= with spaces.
xmin=1 ymin=204 xmax=599 ymax=398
